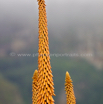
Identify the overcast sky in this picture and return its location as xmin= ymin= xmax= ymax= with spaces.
xmin=0 ymin=0 xmax=103 ymax=35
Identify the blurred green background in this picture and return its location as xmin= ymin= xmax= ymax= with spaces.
xmin=0 ymin=0 xmax=103 ymax=104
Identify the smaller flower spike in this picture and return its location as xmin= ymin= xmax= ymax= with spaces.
xmin=32 ymin=70 xmax=38 ymax=104
xmin=65 ymin=71 xmax=76 ymax=104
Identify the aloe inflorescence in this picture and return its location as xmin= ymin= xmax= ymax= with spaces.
xmin=32 ymin=70 xmax=38 ymax=104
xmin=32 ymin=0 xmax=76 ymax=104
xmin=37 ymin=0 xmax=55 ymax=104
xmin=65 ymin=72 xmax=76 ymax=104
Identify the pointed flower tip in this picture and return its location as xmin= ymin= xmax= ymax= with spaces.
xmin=65 ymin=71 xmax=72 ymax=82
xmin=32 ymin=70 xmax=38 ymax=79
xmin=66 ymin=71 xmax=70 ymax=78
xmin=66 ymin=71 xmax=69 ymax=76
xmin=35 ymin=70 xmax=38 ymax=73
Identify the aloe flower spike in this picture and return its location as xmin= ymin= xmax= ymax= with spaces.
xmin=37 ymin=0 xmax=55 ymax=104
xmin=65 ymin=71 xmax=76 ymax=104
xmin=32 ymin=70 xmax=38 ymax=104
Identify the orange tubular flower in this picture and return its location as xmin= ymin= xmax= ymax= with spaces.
xmin=37 ymin=0 xmax=55 ymax=104
xmin=65 ymin=71 xmax=76 ymax=104
xmin=32 ymin=70 xmax=38 ymax=104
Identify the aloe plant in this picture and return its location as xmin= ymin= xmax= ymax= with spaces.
xmin=32 ymin=0 xmax=76 ymax=104
xmin=37 ymin=0 xmax=55 ymax=104
xmin=32 ymin=70 xmax=38 ymax=104
xmin=65 ymin=72 xmax=76 ymax=104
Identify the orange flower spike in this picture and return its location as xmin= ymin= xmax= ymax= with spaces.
xmin=32 ymin=70 xmax=38 ymax=104
xmin=37 ymin=0 xmax=55 ymax=104
xmin=65 ymin=71 xmax=76 ymax=104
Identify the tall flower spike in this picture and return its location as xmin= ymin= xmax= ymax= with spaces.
xmin=65 ymin=71 xmax=76 ymax=104
xmin=37 ymin=0 xmax=55 ymax=104
xmin=32 ymin=70 xmax=38 ymax=104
